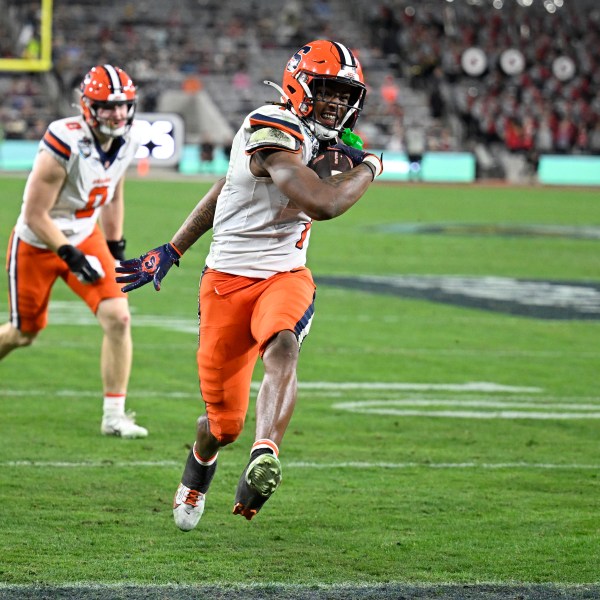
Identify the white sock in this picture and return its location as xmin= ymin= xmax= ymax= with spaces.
xmin=103 ymin=393 xmax=126 ymax=418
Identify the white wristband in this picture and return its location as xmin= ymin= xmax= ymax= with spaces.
xmin=363 ymin=154 xmax=383 ymax=179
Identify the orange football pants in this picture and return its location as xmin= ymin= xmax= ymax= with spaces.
xmin=5 ymin=225 xmax=126 ymax=333
xmin=197 ymin=266 xmax=316 ymax=443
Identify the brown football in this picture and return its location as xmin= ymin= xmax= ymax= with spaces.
xmin=309 ymin=150 xmax=354 ymax=178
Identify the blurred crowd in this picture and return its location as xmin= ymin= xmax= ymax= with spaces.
xmin=365 ymin=0 xmax=600 ymax=161
xmin=1 ymin=0 xmax=599 ymax=164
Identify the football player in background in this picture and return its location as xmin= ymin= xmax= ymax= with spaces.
xmin=116 ymin=40 xmax=383 ymax=529
xmin=0 ymin=64 xmax=147 ymax=439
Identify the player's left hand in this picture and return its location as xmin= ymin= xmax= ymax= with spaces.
xmin=107 ymin=238 xmax=127 ymax=262
xmin=115 ymin=242 xmax=181 ymax=292
xmin=330 ymin=142 xmax=368 ymax=166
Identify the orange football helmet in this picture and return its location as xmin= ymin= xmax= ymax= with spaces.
xmin=79 ymin=64 xmax=137 ymax=137
xmin=277 ymin=40 xmax=366 ymax=141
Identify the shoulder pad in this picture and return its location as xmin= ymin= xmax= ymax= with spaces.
xmin=246 ymin=126 xmax=301 ymax=154
xmin=249 ymin=110 xmax=304 ymax=142
xmin=245 ymin=106 xmax=306 ymax=154
xmin=41 ymin=122 xmax=73 ymax=162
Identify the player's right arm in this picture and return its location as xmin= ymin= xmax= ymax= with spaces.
xmin=251 ymin=148 xmax=381 ymax=221
xmin=116 ymin=177 xmax=225 ymax=292
xmin=22 ymin=150 xmax=71 ymax=252
xmin=243 ymin=108 xmax=382 ymax=221
xmin=170 ymin=177 xmax=225 ymax=253
xmin=23 ymin=150 xmax=103 ymax=284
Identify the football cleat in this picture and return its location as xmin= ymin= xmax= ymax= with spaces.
xmin=100 ymin=412 xmax=148 ymax=439
xmin=233 ymin=453 xmax=282 ymax=521
xmin=173 ymin=483 xmax=205 ymax=531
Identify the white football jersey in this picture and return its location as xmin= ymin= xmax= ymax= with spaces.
xmin=15 ymin=115 xmax=141 ymax=248
xmin=206 ymin=104 xmax=320 ymax=278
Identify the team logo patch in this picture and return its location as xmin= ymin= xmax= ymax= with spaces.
xmin=315 ymin=275 xmax=600 ymax=320
xmin=78 ymin=137 xmax=93 ymax=158
xmin=142 ymin=251 xmax=160 ymax=274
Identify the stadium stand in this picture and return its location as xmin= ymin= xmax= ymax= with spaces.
xmin=1 ymin=0 xmax=598 ymax=180
xmin=356 ymin=0 xmax=599 ymax=176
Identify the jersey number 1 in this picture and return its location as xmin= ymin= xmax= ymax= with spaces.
xmin=295 ymin=222 xmax=311 ymax=249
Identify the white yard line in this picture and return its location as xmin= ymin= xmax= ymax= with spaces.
xmin=334 ymin=409 xmax=600 ymax=419
xmin=0 ymin=460 xmax=597 ymax=470
xmin=0 ymin=381 xmax=543 ymax=397
xmin=5 ymin=383 xmax=600 ymax=419
xmin=293 ymin=382 xmax=542 ymax=392
xmin=331 ymin=396 xmax=600 ymax=419
xmin=333 ymin=399 xmax=600 ymax=410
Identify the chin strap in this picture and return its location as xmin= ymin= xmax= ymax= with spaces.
xmin=312 ymin=121 xmax=338 ymax=141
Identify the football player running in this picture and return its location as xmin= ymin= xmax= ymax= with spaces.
xmin=116 ymin=40 xmax=383 ymax=529
xmin=1 ymin=64 xmax=147 ymax=439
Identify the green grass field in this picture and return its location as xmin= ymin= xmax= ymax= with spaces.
xmin=0 ymin=175 xmax=599 ymax=598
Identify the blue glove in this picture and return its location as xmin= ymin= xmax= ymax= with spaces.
xmin=330 ymin=142 xmax=383 ymax=179
xmin=115 ymin=242 xmax=181 ymax=292
xmin=330 ymin=142 xmax=368 ymax=165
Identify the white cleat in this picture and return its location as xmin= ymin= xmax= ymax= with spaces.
xmin=101 ymin=412 xmax=148 ymax=439
xmin=173 ymin=483 xmax=205 ymax=531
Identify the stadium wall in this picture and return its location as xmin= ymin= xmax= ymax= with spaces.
xmin=1 ymin=139 xmax=599 ymax=186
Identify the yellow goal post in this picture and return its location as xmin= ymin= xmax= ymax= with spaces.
xmin=0 ymin=0 xmax=53 ymax=72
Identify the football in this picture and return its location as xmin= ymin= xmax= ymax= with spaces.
xmin=309 ymin=149 xmax=354 ymax=178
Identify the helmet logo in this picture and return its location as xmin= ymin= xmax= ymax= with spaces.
xmin=339 ymin=67 xmax=359 ymax=81
xmin=108 ymin=92 xmax=128 ymax=102
xmin=286 ymin=45 xmax=311 ymax=73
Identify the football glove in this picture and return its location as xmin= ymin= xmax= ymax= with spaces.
xmin=57 ymin=244 xmax=102 ymax=284
xmin=107 ymin=238 xmax=126 ymax=261
xmin=330 ymin=142 xmax=384 ymax=180
xmin=115 ymin=242 xmax=181 ymax=292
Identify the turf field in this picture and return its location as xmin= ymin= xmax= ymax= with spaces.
xmin=0 ymin=174 xmax=599 ymax=599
